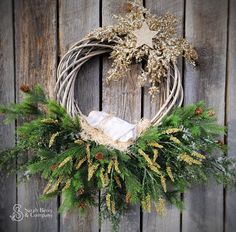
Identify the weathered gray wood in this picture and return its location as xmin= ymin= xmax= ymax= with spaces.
xmin=59 ymin=0 xmax=100 ymax=231
xmin=183 ymin=1 xmax=228 ymax=231
xmin=1 ymin=1 xmax=236 ymax=232
xmin=14 ymin=1 xmax=58 ymax=231
xmin=225 ymin=0 xmax=236 ymax=231
xmin=0 ymin=1 xmax=16 ymax=232
xmin=101 ymin=1 xmax=141 ymax=231
xmin=143 ymin=1 xmax=184 ymax=231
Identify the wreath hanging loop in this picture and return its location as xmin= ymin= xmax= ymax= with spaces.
xmin=55 ymin=2 xmax=196 ymax=150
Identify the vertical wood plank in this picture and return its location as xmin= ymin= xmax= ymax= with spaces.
xmin=101 ymin=1 xmax=141 ymax=231
xmin=142 ymin=1 xmax=184 ymax=231
xmin=59 ymin=0 xmax=100 ymax=231
xmin=183 ymin=1 xmax=228 ymax=231
xmin=14 ymin=1 xmax=58 ymax=231
xmin=0 ymin=0 xmax=17 ymax=231
xmin=225 ymin=0 xmax=236 ymax=231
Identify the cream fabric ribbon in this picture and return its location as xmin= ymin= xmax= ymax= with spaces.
xmin=86 ymin=111 xmax=137 ymax=142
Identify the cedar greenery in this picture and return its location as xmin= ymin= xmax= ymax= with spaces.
xmin=0 ymin=85 xmax=236 ymax=231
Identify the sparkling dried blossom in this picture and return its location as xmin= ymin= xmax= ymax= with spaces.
xmin=88 ymin=2 xmax=197 ymax=99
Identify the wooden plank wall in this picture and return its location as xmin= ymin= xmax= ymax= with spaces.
xmin=0 ymin=0 xmax=235 ymax=232
xmin=0 ymin=1 xmax=16 ymax=232
xmin=183 ymin=1 xmax=228 ymax=232
xmin=225 ymin=0 xmax=236 ymax=231
xmin=59 ymin=1 xmax=100 ymax=231
xmin=14 ymin=1 xmax=58 ymax=232
xmin=143 ymin=1 xmax=184 ymax=231
xmin=101 ymin=1 xmax=141 ymax=231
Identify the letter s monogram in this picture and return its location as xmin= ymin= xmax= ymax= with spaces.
xmin=10 ymin=204 xmax=24 ymax=222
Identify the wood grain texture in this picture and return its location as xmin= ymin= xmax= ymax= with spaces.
xmin=0 ymin=0 xmax=16 ymax=232
xmin=14 ymin=1 xmax=58 ymax=231
xmin=183 ymin=1 xmax=228 ymax=232
xmin=101 ymin=1 xmax=141 ymax=231
xmin=225 ymin=0 xmax=236 ymax=231
xmin=0 ymin=1 xmax=236 ymax=232
xmin=143 ymin=1 xmax=184 ymax=231
xmin=59 ymin=0 xmax=100 ymax=231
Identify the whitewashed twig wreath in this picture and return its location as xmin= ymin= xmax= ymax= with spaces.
xmin=55 ymin=3 xmax=196 ymax=150
xmin=1 ymin=3 xmax=235 ymax=231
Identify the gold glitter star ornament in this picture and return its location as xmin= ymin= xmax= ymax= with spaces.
xmin=132 ymin=21 xmax=159 ymax=48
xmin=87 ymin=2 xmax=197 ymax=99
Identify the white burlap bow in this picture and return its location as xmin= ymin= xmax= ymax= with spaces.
xmin=79 ymin=111 xmax=150 ymax=151
xmin=86 ymin=111 xmax=137 ymax=142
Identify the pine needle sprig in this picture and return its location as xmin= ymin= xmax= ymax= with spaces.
xmin=0 ymin=85 xmax=235 ymax=232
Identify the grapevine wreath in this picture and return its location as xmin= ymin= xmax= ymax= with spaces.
xmin=0 ymin=3 xmax=236 ymax=231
